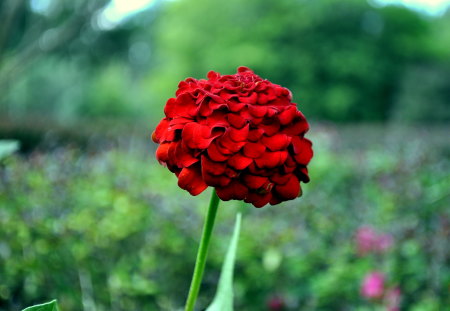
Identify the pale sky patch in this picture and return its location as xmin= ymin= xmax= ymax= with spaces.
xmin=373 ymin=0 xmax=450 ymax=16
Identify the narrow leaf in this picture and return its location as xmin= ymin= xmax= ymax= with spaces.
xmin=21 ymin=300 xmax=58 ymax=311
xmin=0 ymin=140 xmax=19 ymax=160
xmin=206 ymin=213 xmax=242 ymax=311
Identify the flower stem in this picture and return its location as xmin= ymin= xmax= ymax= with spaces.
xmin=184 ymin=189 xmax=220 ymax=311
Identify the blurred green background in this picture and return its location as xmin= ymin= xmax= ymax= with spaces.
xmin=0 ymin=0 xmax=449 ymax=310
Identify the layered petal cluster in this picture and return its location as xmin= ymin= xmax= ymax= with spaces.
xmin=152 ymin=67 xmax=313 ymax=207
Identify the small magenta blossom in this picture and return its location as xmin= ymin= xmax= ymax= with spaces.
xmin=356 ymin=226 xmax=393 ymax=255
xmin=361 ymin=271 xmax=385 ymax=299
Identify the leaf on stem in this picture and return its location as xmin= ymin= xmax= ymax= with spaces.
xmin=21 ymin=300 xmax=59 ymax=311
xmin=206 ymin=213 xmax=242 ymax=311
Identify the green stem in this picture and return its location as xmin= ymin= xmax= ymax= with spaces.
xmin=184 ymin=190 xmax=220 ymax=311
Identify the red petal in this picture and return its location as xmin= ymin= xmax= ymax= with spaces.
xmin=217 ymin=133 xmax=246 ymax=153
xmin=284 ymin=155 xmax=296 ymax=167
xmin=155 ymin=143 xmax=170 ymax=164
xmin=169 ymin=117 xmax=192 ymax=128
xmin=228 ymin=100 xmax=246 ymax=112
xmin=238 ymin=92 xmax=257 ymax=104
xmin=208 ymin=99 xmax=228 ymax=111
xmin=167 ymin=94 xmax=199 ymax=118
xmin=248 ymin=105 xmax=267 ymax=118
xmin=242 ymin=174 xmax=268 ymax=189
xmin=248 ymin=162 xmax=266 ymax=176
xmin=275 ymin=86 xmax=291 ymax=98
xmin=178 ymin=165 xmax=208 ymax=196
xmin=182 ymin=123 xmax=219 ymax=149
xmin=255 ymin=82 xmax=268 ymax=92
xmin=202 ymin=90 xmax=226 ymax=104
xmin=216 ymin=181 xmax=249 ymax=201
xmin=245 ymin=192 xmax=271 ymax=208
xmin=203 ymin=111 xmax=228 ymax=128
xmin=247 ymin=129 xmax=264 ymax=142
xmin=278 ymin=106 xmax=296 ymax=125
xmin=207 ymin=71 xmax=220 ymax=80
xmin=238 ymin=66 xmax=253 ymax=73
xmin=201 ymin=155 xmax=227 ymax=175
xmin=274 ymin=175 xmax=300 ymax=200
xmin=175 ymin=142 xmax=199 ymax=167
xmin=269 ymin=196 xmax=282 ymax=205
xmin=257 ymin=93 xmax=269 ymax=105
xmin=153 ymin=118 xmax=170 ymax=143
xmin=243 ymin=142 xmax=266 ymax=158
xmin=176 ymin=78 xmax=199 ymax=96
xmin=259 ymin=122 xmax=281 ymax=136
xmin=228 ymin=153 xmax=253 ymax=170
xmin=283 ymin=164 xmax=296 ymax=174
xmin=224 ymin=167 xmax=238 ymax=178
xmin=255 ymin=151 xmax=288 ymax=168
xmin=219 ymin=90 xmax=238 ymax=101
xmin=266 ymin=107 xmax=278 ymax=117
xmin=198 ymin=101 xmax=213 ymax=117
xmin=265 ymin=86 xmax=277 ymax=101
xmin=282 ymin=120 xmax=309 ymax=136
xmin=224 ymin=81 xmax=241 ymax=91
xmin=163 ymin=98 xmax=177 ymax=118
xmin=261 ymin=134 xmax=291 ymax=151
xmin=207 ymin=141 xmax=230 ymax=162
xmin=270 ymin=173 xmax=292 ymax=185
xmin=227 ymin=114 xmax=247 ymax=129
xmin=203 ymin=172 xmax=230 ymax=187
xmin=292 ymin=137 xmax=313 ymax=165
xmin=297 ymin=167 xmax=310 ymax=183
xmin=228 ymin=124 xmax=249 ymax=142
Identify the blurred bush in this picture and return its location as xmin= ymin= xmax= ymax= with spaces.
xmin=0 ymin=126 xmax=448 ymax=311
xmin=0 ymin=0 xmax=449 ymax=126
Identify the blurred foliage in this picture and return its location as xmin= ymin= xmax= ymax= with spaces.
xmin=0 ymin=0 xmax=449 ymax=126
xmin=0 ymin=125 xmax=449 ymax=311
xmin=21 ymin=300 xmax=58 ymax=311
xmin=0 ymin=140 xmax=19 ymax=160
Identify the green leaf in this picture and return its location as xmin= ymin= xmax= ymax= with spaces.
xmin=206 ymin=213 xmax=242 ymax=311
xmin=0 ymin=140 xmax=19 ymax=160
xmin=21 ymin=300 xmax=59 ymax=311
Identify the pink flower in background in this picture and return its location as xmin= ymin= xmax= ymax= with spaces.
xmin=384 ymin=287 xmax=401 ymax=311
xmin=356 ymin=226 xmax=378 ymax=255
xmin=361 ymin=271 xmax=385 ymax=299
xmin=376 ymin=233 xmax=393 ymax=252
xmin=356 ymin=226 xmax=393 ymax=255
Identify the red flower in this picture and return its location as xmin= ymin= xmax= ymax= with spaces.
xmin=152 ymin=67 xmax=313 ymax=207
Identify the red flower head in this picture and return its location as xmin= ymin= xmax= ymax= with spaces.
xmin=152 ymin=67 xmax=313 ymax=207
